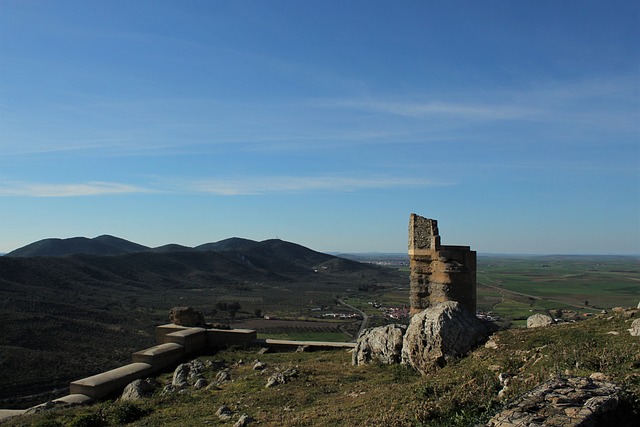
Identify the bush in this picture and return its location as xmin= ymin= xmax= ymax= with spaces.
xmin=109 ymin=402 xmax=150 ymax=424
xmin=69 ymin=412 xmax=107 ymax=427
xmin=32 ymin=420 xmax=64 ymax=427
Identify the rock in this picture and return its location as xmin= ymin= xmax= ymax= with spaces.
xmin=485 ymin=376 xmax=636 ymax=426
xmin=169 ymin=306 xmax=207 ymax=327
xmin=216 ymin=405 xmax=233 ymax=420
xmin=629 ymin=318 xmax=640 ymax=337
xmin=120 ymin=378 xmax=159 ymax=401
xmin=526 ymin=313 xmax=555 ymax=328
xmin=253 ymin=360 xmax=266 ymax=370
xmin=637 ymin=301 xmax=640 ymax=309
xmin=401 ymin=301 xmax=490 ymax=374
xmin=352 ymin=324 xmax=407 ymax=365
xmin=484 ymin=339 xmax=498 ymax=349
xmin=187 ymin=359 xmax=206 ymax=382
xmin=265 ymin=372 xmax=285 ymax=388
xmin=257 ymin=347 xmax=269 ymax=355
xmin=296 ymin=345 xmax=310 ymax=353
xmin=215 ymin=369 xmax=231 ymax=384
xmin=193 ymin=378 xmax=208 ymax=389
xmin=265 ymin=368 xmax=298 ymax=388
xmin=234 ymin=414 xmax=255 ymax=427
xmin=172 ymin=363 xmax=190 ymax=388
xmin=589 ymin=372 xmax=609 ymax=381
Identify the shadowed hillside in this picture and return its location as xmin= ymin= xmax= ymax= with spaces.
xmin=6 ymin=235 xmax=150 ymax=257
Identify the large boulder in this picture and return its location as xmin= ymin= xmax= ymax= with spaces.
xmin=352 ymin=324 xmax=407 ymax=365
xmin=527 ymin=313 xmax=555 ymax=328
xmin=169 ymin=306 xmax=207 ymax=327
xmin=120 ymin=378 xmax=159 ymax=401
xmin=401 ymin=301 xmax=490 ymax=374
xmin=629 ymin=318 xmax=640 ymax=337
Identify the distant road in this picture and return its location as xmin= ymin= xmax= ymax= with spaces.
xmin=337 ymin=299 xmax=369 ymax=341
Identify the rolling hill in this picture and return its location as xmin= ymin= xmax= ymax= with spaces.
xmin=5 ymin=235 xmax=150 ymax=257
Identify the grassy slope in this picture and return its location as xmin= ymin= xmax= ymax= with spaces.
xmin=7 ymin=312 xmax=639 ymax=427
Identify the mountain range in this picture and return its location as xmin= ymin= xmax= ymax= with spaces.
xmin=6 ymin=235 xmax=267 ymax=258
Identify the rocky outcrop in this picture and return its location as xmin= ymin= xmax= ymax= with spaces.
xmin=169 ymin=306 xmax=207 ymax=327
xmin=629 ymin=318 xmax=640 ymax=337
xmin=527 ymin=313 xmax=555 ymax=328
xmin=486 ymin=376 xmax=637 ymax=426
xmin=401 ymin=301 xmax=490 ymax=374
xmin=352 ymin=324 xmax=407 ymax=365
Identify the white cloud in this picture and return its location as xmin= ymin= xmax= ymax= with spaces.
xmin=179 ymin=175 xmax=451 ymax=195
xmin=0 ymin=181 xmax=154 ymax=197
xmin=316 ymin=99 xmax=539 ymax=120
xmin=0 ymin=175 xmax=451 ymax=197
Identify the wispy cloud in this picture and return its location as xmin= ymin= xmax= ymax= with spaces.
xmin=0 ymin=175 xmax=451 ymax=197
xmin=178 ymin=175 xmax=451 ymax=195
xmin=0 ymin=181 xmax=155 ymax=197
xmin=314 ymin=99 xmax=539 ymax=120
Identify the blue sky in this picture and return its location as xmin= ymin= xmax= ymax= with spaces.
xmin=1 ymin=0 xmax=638 ymax=254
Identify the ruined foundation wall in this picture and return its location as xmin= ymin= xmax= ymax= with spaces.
xmin=408 ymin=214 xmax=476 ymax=315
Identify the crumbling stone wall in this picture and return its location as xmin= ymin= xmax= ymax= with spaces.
xmin=408 ymin=213 xmax=476 ymax=315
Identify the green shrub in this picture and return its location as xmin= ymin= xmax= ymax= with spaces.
xmin=69 ymin=412 xmax=107 ymax=427
xmin=32 ymin=419 xmax=64 ymax=427
xmin=108 ymin=402 xmax=150 ymax=424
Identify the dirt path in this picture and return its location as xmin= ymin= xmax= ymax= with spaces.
xmin=337 ymin=299 xmax=369 ymax=341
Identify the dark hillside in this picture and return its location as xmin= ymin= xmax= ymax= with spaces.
xmin=6 ymin=236 xmax=149 ymax=257
xmin=195 ymin=237 xmax=258 ymax=252
xmin=149 ymin=244 xmax=197 ymax=253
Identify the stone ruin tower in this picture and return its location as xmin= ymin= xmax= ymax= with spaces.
xmin=408 ymin=213 xmax=477 ymax=315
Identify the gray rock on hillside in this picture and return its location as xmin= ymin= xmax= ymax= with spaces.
xmin=527 ymin=313 xmax=555 ymax=328
xmin=401 ymin=301 xmax=490 ymax=374
xmin=352 ymin=324 xmax=407 ymax=365
xmin=234 ymin=414 xmax=255 ymax=427
xmin=629 ymin=318 xmax=640 ymax=337
xmin=172 ymin=363 xmax=190 ymax=388
xmin=120 ymin=378 xmax=159 ymax=401
xmin=169 ymin=306 xmax=207 ymax=327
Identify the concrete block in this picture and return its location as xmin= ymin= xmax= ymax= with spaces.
xmin=52 ymin=394 xmax=92 ymax=405
xmin=69 ymin=362 xmax=153 ymax=399
xmin=156 ymin=323 xmax=188 ymax=344
xmin=164 ymin=328 xmax=207 ymax=355
xmin=207 ymin=328 xmax=257 ymax=349
xmin=132 ymin=342 xmax=184 ymax=371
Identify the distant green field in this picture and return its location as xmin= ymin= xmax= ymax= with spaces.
xmin=476 ymin=255 xmax=639 ymax=321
